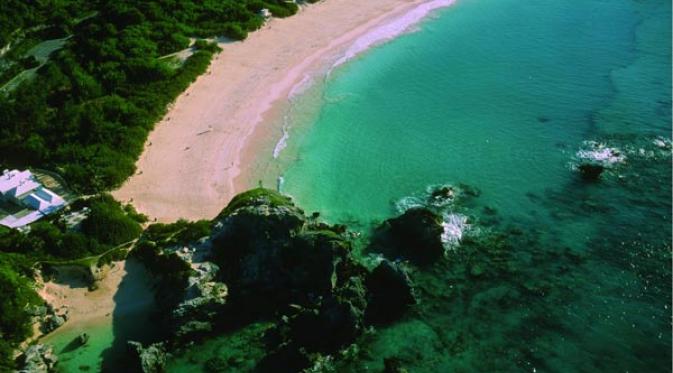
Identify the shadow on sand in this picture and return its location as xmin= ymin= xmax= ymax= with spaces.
xmin=100 ymin=259 xmax=160 ymax=372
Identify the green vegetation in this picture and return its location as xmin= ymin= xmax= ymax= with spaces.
xmin=0 ymin=193 xmax=143 ymax=368
xmin=220 ymin=187 xmax=295 ymax=217
xmin=132 ymin=241 xmax=193 ymax=314
xmin=0 ymin=1 xmax=92 ymax=47
xmin=0 ymin=1 xmax=305 ymax=368
xmin=0 ymin=0 xmax=299 ymax=193
xmin=144 ymin=219 xmax=211 ymax=246
xmin=81 ymin=195 xmax=143 ymax=245
xmin=0 ymin=256 xmax=41 ymax=370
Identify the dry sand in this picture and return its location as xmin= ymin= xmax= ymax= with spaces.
xmin=113 ymin=0 xmax=453 ymax=222
xmin=35 ymin=260 xmax=154 ymax=342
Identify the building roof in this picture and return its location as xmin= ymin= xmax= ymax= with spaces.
xmin=0 ymin=169 xmax=40 ymax=198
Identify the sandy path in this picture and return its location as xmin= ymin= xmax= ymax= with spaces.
xmin=113 ymin=0 xmax=454 ymax=222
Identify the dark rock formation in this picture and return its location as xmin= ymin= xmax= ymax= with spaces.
xmin=127 ymin=341 xmax=167 ymax=373
xmin=365 ymin=260 xmax=417 ymax=324
xmin=429 ymin=185 xmax=455 ymax=204
xmin=78 ymin=332 xmax=90 ymax=346
xmin=170 ymin=262 xmax=228 ymax=340
xmin=40 ymin=314 xmax=65 ymax=334
xmin=18 ymin=344 xmax=58 ymax=373
xmin=578 ymin=163 xmax=604 ymax=181
xmin=139 ymin=188 xmax=422 ymax=369
xmin=212 ymin=189 xmax=362 ymax=315
xmin=379 ymin=208 xmax=445 ymax=265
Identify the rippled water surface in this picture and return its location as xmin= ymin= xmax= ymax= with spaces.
xmin=251 ymin=0 xmax=672 ymax=371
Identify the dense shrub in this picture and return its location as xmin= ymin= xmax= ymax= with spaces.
xmin=0 ymin=0 xmax=299 ymax=193
xmin=81 ymin=195 xmax=143 ymax=245
xmin=0 ymin=256 xmax=40 ymax=370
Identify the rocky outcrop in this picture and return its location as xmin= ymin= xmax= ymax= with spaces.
xmin=141 ymin=189 xmax=420 ymax=369
xmin=365 ymin=260 xmax=417 ymax=324
xmin=260 ymin=285 xmax=368 ymax=371
xmin=171 ymin=262 xmax=228 ymax=340
xmin=127 ymin=341 xmax=167 ymax=373
xmin=18 ymin=344 xmax=58 ymax=373
xmin=212 ymin=189 xmax=360 ymax=314
xmin=376 ymin=208 xmax=445 ymax=265
xmin=40 ymin=314 xmax=65 ymax=334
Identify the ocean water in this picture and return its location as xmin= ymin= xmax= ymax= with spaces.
xmin=245 ymin=0 xmax=672 ymax=371
xmin=43 ymin=260 xmax=159 ymax=372
xmin=45 ymin=0 xmax=671 ymax=371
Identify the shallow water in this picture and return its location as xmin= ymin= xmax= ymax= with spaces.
xmin=245 ymin=0 xmax=672 ymax=371
xmin=44 ymin=260 xmax=159 ymax=372
xmin=50 ymin=0 xmax=671 ymax=371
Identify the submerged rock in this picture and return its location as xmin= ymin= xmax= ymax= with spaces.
xmin=127 ymin=341 xmax=167 ymax=373
xmin=365 ymin=261 xmax=417 ymax=324
xmin=18 ymin=344 xmax=58 ymax=373
xmin=429 ymin=185 xmax=455 ymax=205
xmin=287 ymin=296 xmax=365 ymax=353
xmin=578 ymin=163 xmax=604 ymax=181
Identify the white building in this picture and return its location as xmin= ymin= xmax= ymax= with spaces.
xmin=0 ymin=169 xmax=66 ymax=228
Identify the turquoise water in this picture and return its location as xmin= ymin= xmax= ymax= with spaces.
xmin=60 ymin=0 xmax=670 ymax=371
xmin=43 ymin=260 xmax=159 ymax=372
xmin=246 ymin=0 xmax=671 ymax=371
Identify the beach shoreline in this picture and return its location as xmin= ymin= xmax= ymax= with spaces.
xmin=36 ymin=260 xmax=155 ymax=344
xmin=113 ymin=0 xmax=455 ymax=223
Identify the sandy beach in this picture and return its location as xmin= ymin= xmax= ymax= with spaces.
xmin=113 ymin=0 xmax=454 ymax=222
xmin=36 ymin=260 xmax=155 ymax=344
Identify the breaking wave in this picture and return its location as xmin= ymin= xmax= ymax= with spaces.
xmin=331 ymin=0 xmax=455 ymax=69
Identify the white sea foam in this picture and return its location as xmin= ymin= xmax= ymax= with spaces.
xmin=653 ymin=136 xmax=672 ymax=150
xmin=576 ymin=141 xmax=626 ymax=166
xmin=272 ymin=116 xmax=291 ymax=159
xmin=441 ymin=213 xmax=470 ymax=249
xmin=331 ymin=0 xmax=454 ymax=69
xmin=395 ymin=196 xmax=425 ymax=213
xmin=288 ymin=74 xmax=313 ymax=100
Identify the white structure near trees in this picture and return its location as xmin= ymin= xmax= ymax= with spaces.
xmin=0 ymin=169 xmax=66 ymax=228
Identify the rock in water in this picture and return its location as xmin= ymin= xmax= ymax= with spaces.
xmin=18 ymin=344 xmax=58 ymax=373
xmin=578 ymin=163 xmax=605 ymax=181
xmin=384 ymin=208 xmax=445 ymax=265
xmin=365 ymin=261 xmax=417 ymax=324
xmin=429 ymin=185 xmax=454 ymax=204
xmin=127 ymin=341 xmax=167 ymax=373
xmin=77 ymin=332 xmax=90 ymax=346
